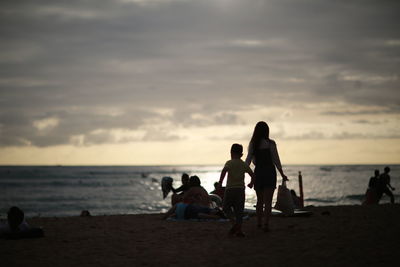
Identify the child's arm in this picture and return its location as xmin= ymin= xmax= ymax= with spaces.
xmin=388 ymin=182 xmax=395 ymax=190
xmin=219 ymin=167 xmax=228 ymax=188
xmin=247 ymin=169 xmax=255 ymax=189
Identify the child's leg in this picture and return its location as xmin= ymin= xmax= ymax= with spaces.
xmin=233 ymin=188 xmax=245 ymax=234
xmin=222 ymin=189 xmax=235 ymax=224
xmin=232 ymin=188 xmax=245 ymax=224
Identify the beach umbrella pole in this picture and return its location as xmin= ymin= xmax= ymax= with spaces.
xmin=298 ymin=171 xmax=304 ymax=208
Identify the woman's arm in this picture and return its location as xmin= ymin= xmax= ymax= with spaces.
xmin=245 ymin=143 xmax=253 ymax=165
xmin=271 ymin=141 xmax=288 ymax=181
xmin=247 ymin=168 xmax=255 ymax=188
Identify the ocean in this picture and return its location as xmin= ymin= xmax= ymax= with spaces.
xmin=1 ymin=165 xmax=399 ymax=218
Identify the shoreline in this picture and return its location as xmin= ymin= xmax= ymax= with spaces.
xmin=2 ymin=204 xmax=399 ymax=267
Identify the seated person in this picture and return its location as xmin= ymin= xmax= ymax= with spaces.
xmin=290 ymin=189 xmax=302 ymax=209
xmin=0 ymin=206 xmax=44 ymax=239
xmin=210 ymin=182 xmax=225 ymax=200
xmin=171 ymin=173 xmax=190 ymax=205
xmin=182 ymin=176 xmax=211 ymax=207
xmin=171 ymin=173 xmax=190 ymax=194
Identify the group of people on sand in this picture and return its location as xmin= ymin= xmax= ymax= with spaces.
xmin=164 ymin=121 xmax=288 ymax=237
xmin=363 ymin=166 xmax=395 ymax=205
xmin=163 ymin=175 xmax=226 ymax=220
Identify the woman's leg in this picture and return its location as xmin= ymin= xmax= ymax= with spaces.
xmin=255 ymin=189 xmax=264 ymax=227
xmin=262 ymin=188 xmax=275 ymax=231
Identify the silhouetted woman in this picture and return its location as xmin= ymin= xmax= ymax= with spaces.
xmin=245 ymin=121 xmax=288 ymax=231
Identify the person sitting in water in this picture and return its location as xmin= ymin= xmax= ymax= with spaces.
xmin=182 ymin=175 xmax=212 ymax=207
xmin=171 ymin=173 xmax=190 ymax=205
xmin=0 ymin=206 xmax=44 ymax=239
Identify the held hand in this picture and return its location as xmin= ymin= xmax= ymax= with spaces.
xmin=282 ymin=174 xmax=289 ymax=181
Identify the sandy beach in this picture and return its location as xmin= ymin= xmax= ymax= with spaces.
xmin=2 ymin=204 xmax=399 ymax=267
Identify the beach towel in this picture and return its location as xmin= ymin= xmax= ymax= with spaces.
xmin=166 ymin=216 xmax=249 ymax=222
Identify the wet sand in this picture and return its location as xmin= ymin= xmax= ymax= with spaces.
xmin=2 ymin=204 xmax=399 ymax=267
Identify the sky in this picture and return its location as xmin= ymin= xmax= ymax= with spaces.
xmin=0 ymin=0 xmax=399 ymax=165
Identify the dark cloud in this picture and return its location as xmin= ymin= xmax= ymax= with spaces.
xmin=278 ymin=130 xmax=400 ymax=140
xmin=321 ymin=108 xmax=398 ymax=116
xmin=331 ymin=131 xmax=400 ymax=140
xmin=0 ymin=0 xmax=399 ymax=147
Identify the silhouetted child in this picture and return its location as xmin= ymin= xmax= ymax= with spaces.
xmin=378 ymin=166 xmax=395 ymax=204
xmin=363 ymin=169 xmax=380 ymax=205
xmin=219 ymin=143 xmax=255 ymax=237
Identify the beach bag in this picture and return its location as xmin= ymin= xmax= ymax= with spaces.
xmin=274 ymin=180 xmax=295 ymax=215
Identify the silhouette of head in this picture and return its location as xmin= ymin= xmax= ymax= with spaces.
xmin=181 ymin=173 xmax=189 ymax=184
xmin=231 ymin=143 xmax=243 ymax=155
xmin=251 ymin=121 xmax=270 ymax=151
xmin=7 ymin=206 xmax=24 ymax=232
xmin=189 ymin=175 xmax=201 ymax=187
xmin=255 ymin=121 xmax=269 ymax=137
xmin=374 ymin=169 xmax=380 ymax=176
xmin=384 ymin=166 xmax=390 ymax=173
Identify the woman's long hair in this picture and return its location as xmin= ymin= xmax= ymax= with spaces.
xmin=250 ymin=121 xmax=270 ymax=154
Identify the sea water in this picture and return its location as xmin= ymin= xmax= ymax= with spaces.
xmin=0 ymin=165 xmax=399 ymax=218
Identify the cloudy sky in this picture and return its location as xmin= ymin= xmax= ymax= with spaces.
xmin=0 ymin=0 xmax=399 ymax=165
